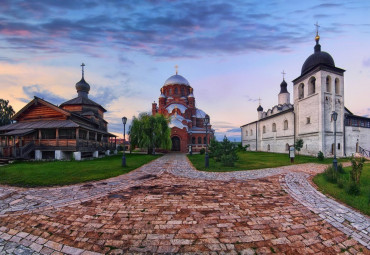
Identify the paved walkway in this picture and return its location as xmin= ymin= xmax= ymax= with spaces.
xmin=0 ymin=153 xmax=369 ymax=254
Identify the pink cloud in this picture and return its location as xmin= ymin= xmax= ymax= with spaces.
xmin=0 ymin=29 xmax=32 ymax=37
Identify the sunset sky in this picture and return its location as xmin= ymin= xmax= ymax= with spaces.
xmin=1 ymin=0 xmax=369 ymax=141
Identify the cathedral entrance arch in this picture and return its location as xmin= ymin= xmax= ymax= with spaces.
xmin=171 ymin=136 xmax=181 ymax=151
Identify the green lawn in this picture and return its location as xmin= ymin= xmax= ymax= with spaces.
xmin=0 ymin=153 xmax=160 ymax=187
xmin=188 ymin=151 xmax=349 ymax=172
xmin=313 ymin=164 xmax=370 ymax=216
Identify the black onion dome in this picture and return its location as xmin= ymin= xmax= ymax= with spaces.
xmin=75 ymin=77 xmax=90 ymax=93
xmin=279 ymin=79 xmax=288 ymax=94
xmin=257 ymin=105 xmax=263 ymax=111
xmin=301 ymin=39 xmax=335 ymax=75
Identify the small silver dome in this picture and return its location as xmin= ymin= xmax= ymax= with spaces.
xmin=164 ymin=74 xmax=190 ymax=86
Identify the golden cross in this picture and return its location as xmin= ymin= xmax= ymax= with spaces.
xmin=281 ymin=70 xmax=286 ymax=80
xmin=175 ymin=65 xmax=178 ymax=75
xmin=314 ymin=21 xmax=320 ymax=36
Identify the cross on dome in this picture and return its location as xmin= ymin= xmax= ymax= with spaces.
xmin=81 ymin=63 xmax=85 ymax=78
xmin=281 ymin=70 xmax=286 ymax=80
xmin=258 ymin=97 xmax=261 ymax=106
xmin=175 ymin=65 xmax=178 ymax=75
xmin=314 ymin=22 xmax=320 ymax=42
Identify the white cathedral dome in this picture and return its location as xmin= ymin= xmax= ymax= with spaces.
xmin=164 ymin=74 xmax=190 ymax=86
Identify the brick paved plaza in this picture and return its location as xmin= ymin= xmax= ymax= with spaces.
xmin=0 ymin=154 xmax=369 ymax=254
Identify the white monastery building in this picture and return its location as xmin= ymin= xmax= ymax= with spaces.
xmin=241 ymin=32 xmax=370 ymax=157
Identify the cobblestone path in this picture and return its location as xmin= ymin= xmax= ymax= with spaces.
xmin=0 ymin=153 xmax=368 ymax=254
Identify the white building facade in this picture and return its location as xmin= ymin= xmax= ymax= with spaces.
xmin=241 ymin=34 xmax=370 ymax=157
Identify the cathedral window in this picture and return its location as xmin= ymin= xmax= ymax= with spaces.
xmin=192 ymin=137 xmax=196 ymax=144
xmin=198 ymin=137 xmax=202 ymax=144
xmin=308 ymin=77 xmax=316 ymax=95
xmin=285 ymin=143 xmax=289 ymax=151
xmin=175 ymin=87 xmax=178 ymax=95
xmin=335 ymin=78 xmax=340 ymax=94
xmin=284 ymin=120 xmax=288 ymax=130
xmin=272 ymin=123 xmax=276 ymax=132
xmin=298 ymin=83 xmax=304 ymax=99
xmin=263 ymin=126 xmax=266 ymax=133
xmin=306 ymin=117 xmax=311 ymax=124
xmin=326 ymin=76 xmax=332 ymax=93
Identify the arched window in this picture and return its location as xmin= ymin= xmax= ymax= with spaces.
xmin=181 ymin=87 xmax=185 ymax=96
xmin=203 ymin=137 xmax=207 ymax=144
xmin=192 ymin=137 xmax=195 ymax=144
xmin=245 ymin=130 xmax=248 ymax=136
xmin=169 ymin=88 xmax=172 ymax=95
xmin=308 ymin=77 xmax=316 ymax=95
xmin=335 ymin=78 xmax=340 ymax=94
xmin=338 ymin=143 xmax=341 ymax=150
xmin=326 ymin=76 xmax=332 ymax=93
xmin=197 ymin=137 xmax=202 ymax=144
xmin=263 ymin=126 xmax=266 ymax=133
xmin=267 ymin=144 xmax=270 ymax=151
xmin=298 ymin=83 xmax=304 ymax=99
xmin=272 ymin=123 xmax=276 ymax=132
xmin=250 ymin=129 xmax=253 ymax=136
xmin=174 ymin=87 xmax=178 ymax=95
xmin=285 ymin=143 xmax=289 ymax=151
xmin=284 ymin=120 xmax=288 ymax=130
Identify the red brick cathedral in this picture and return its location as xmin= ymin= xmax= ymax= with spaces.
xmin=152 ymin=69 xmax=213 ymax=152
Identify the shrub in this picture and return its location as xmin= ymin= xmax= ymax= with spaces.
xmin=337 ymin=163 xmax=344 ymax=174
xmin=209 ymin=139 xmax=221 ymax=160
xmin=237 ymin=143 xmax=250 ymax=152
xmin=349 ymin=157 xmax=365 ymax=184
xmin=346 ymin=182 xmax=360 ymax=196
xmin=294 ymin=139 xmax=304 ymax=155
xmin=324 ymin=165 xmax=337 ymax=183
xmin=117 ymin=145 xmax=123 ymax=152
xmin=200 ymin=148 xmax=205 ymax=155
xmin=220 ymin=154 xmax=236 ymax=166
xmin=337 ymin=177 xmax=345 ymax=189
xmin=317 ymin=151 xmax=324 ymax=161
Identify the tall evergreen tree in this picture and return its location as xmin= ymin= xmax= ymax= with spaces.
xmin=128 ymin=113 xmax=171 ymax=154
xmin=0 ymin=99 xmax=15 ymax=126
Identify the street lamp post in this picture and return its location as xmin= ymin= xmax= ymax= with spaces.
xmin=122 ymin=116 xmax=127 ymax=167
xmin=204 ymin=114 xmax=210 ymax=168
xmin=331 ymin=111 xmax=338 ymax=171
xmin=189 ymin=131 xmax=193 ymax=156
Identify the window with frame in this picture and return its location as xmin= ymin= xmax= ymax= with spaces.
xmin=284 ymin=120 xmax=288 ymax=130
xmin=197 ymin=137 xmax=202 ymax=144
xmin=89 ymin=132 xmax=96 ymax=141
xmin=306 ymin=117 xmax=311 ymax=124
xmin=174 ymin=87 xmax=178 ymax=94
xmin=272 ymin=123 xmax=276 ymax=132
xmin=203 ymin=137 xmax=207 ymax=144
xmin=245 ymin=130 xmax=248 ymax=136
xmin=263 ymin=126 xmax=266 ymax=133
xmin=59 ymin=129 xmax=76 ymax=139
xmin=79 ymin=130 xmax=87 ymax=140
xmin=192 ymin=137 xmax=195 ymax=144
xmin=41 ymin=129 xmax=56 ymax=139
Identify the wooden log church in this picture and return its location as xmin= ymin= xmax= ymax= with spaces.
xmin=0 ymin=64 xmax=116 ymax=160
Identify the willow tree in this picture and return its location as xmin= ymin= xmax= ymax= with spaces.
xmin=129 ymin=113 xmax=171 ymax=154
xmin=0 ymin=99 xmax=15 ymax=126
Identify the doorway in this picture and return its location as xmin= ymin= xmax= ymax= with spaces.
xmin=171 ymin=136 xmax=181 ymax=151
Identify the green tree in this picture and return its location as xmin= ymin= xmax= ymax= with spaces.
xmin=0 ymin=99 xmax=15 ymax=126
xmin=128 ymin=113 xmax=171 ymax=154
xmin=294 ymin=139 xmax=304 ymax=155
xmin=209 ymin=136 xmax=239 ymax=166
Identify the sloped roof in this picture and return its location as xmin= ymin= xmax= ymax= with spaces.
xmin=60 ymin=96 xmax=106 ymax=112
